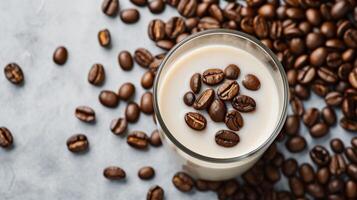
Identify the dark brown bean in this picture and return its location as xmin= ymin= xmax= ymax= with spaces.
xmin=330 ymin=138 xmax=345 ymax=153
xmin=310 ymin=47 xmax=328 ymax=66
xmin=297 ymin=66 xmax=316 ymax=84
xmin=147 ymin=185 xmax=164 ymax=200
xmin=98 ymin=29 xmax=111 ymax=47
xmin=53 ymin=46 xmax=68 ymax=65
xmin=177 ymin=0 xmax=197 ymax=17
xmin=340 ymin=117 xmax=357 ymax=132
xmin=331 ymin=0 xmax=349 ymax=19
xmin=316 ymin=167 xmax=330 ymax=185
xmin=99 ymin=90 xmax=119 ymax=108
xmin=345 ymin=180 xmax=357 ymax=198
xmin=149 ymin=129 xmax=162 ymax=147
xmin=190 ymin=73 xmax=201 ymax=94
xmin=224 ymin=64 xmax=240 ymax=80
xmin=202 ymin=68 xmax=225 ymax=85
xmin=282 ymin=158 xmax=298 ymax=177
xmin=135 ymin=48 xmax=153 ymax=68
xmin=208 ymin=99 xmax=226 ymax=122
xmin=242 ymin=74 xmax=260 ymax=90
xmin=232 ymin=95 xmax=256 ymax=112
xmin=103 ymin=166 xmax=126 ymax=180
xmin=110 ymin=118 xmax=127 ymax=135
xmin=329 ymin=154 xmax=347 ymax=176
xmin=140 ymin=92 xmax=154 ymax=114
xmin=193 ymin=88 xmax=214 ymax=110
xmin=172 ymin=172 xmax=194 ymax=192
xmin=215 ymin=130 xmax=240 ymax=147
xmin=310 ymin=122 xmax=329 ymax=138
xmin=141 ymin=71 xmax=155 ymax=89
xmin=130 ymin=0 xmax=147 ymax=6
xmin=289 ymin=176 xmax=305 ymax=197
xmin=321 ymin=106 xmax=337 ymax=126
xmin=120 ymin=9 xmax=140 ymax=24
xmin=148 ymin=0 xmax=165 ymax=14
xmin=345 ymin=147 xmax=357 ymax=164
xmin=138 ymin=166 xmax=155 ymax=180
xmin=286 ymin=135 xmax=306 ymax=153
xmin=118 ymin=82 xmax=135 ymax=101
xmin=127 ymin=131 xmax=149 ymax=149
xmin=284 ymin=115 xmax=300 ymax=136
xmin=118 ymin=51 xmax=134 ymax=71
xmin=0 ymin=127 xmax=13 ymax=148
xmin=183 ymin=91 xmax=195 ymax=106
xmin=325 ymin=92 xmax=343 ymax=106
xmin=102 ymin=0 xmax=119 ymax=17
xmin=148 ymin=19 xmax=166 ymax=41
xmin=165 ymin=17 xmax=186 ymax=39
xmin=302 ymin=108 xmax=319 ymax=127
xmin=306 ymin=183 xmax=325 ymax=199
xmin=75 ymin=106 xmax=95 ymax=123
xmin=88 ymin=63 xmax=105 ymax=86
xmin=299 ymin=163 xmax=315 ymax=183
xmin=225 ymin=110 xmax=244 ymax=131
xmin=185 ymin=112 xmax=206 ymax=130
xmin=4 ymin=63 xmax=24 ymax=85
xmin=253 ymin=15 xmax=269 ymax=38
xmin=125 ymin=102 xmax=140 ymax=123
xmin=310 ymin=145 xmax=330 ymax=166
xmin=217 ymin=80 xmax=239 ymax=101
xmin=66 ymin=134 xmax=89 ymax=153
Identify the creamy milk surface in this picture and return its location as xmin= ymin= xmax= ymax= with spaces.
xmin=158 ymin=44 xmax=280 ymax=159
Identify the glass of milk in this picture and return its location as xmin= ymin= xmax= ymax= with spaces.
xmin=153 ymin=30 xmax=288 ymax=181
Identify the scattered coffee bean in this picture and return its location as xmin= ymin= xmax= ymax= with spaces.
xmin=125 ymin=102 xmax=140 ymax=123
xmin=140 ymin=92 xmax=154 ymax=114
xmin=302 ymin=108 xmax=319 ymax=127
xmin=127 ymin=131 xmax=149 ymax=149
xmin=118 ymin=51 xmax=134 ymax=71
xmin=177 ymin=0 xmax=197 ymax=18
xmin=110 ymin=118 xmax=127 ymax=135
xmin=130 ymin=0 xmax=147 ymax=6
xmin=75 ymin=106 xmax=95 ymax=123
xmin=282 ymin=158 xmax=298 ymax=177
xmin=102 ymin=0 xmax=119 ymax=17
xmin=118 ymin=82 xmax=135 ymax=100
xmin=141 ymin=71 xmax=155 ymax=89
xmin=147 ymin=185 xmax=164 ymax=200
xmin=0 ymin=127 xmax=13 ymax=148
xmin=215 ymin=130 xmax=240 ymax=147
xmin=224 ymin=64 xmax=240 ymax=80
xmin=351 ymin=137 xmax=357 ymax=149
xmin=165 ymin=17 xmax=186 ymax=39
xmin=232 ymin=95 xmax=256 ymax=112
xmin=340 ymin=117 xmax=357 ymax=132
xmin=225 ymin=110 xmax=243 ymax=131
xmin=321 ymin=106 xmax=337 ymax=126
xmin=202 ymin=68 xmax=224 ymax=85
xmin=316 ymin=167 xmax=330 ymax=185
xmin=306 ymin=183 xmax=325 ymax=199
xmin=299 ymin=163 xmax=315 ymax=183
xmin=330 ymin=154 xmax=347 ymax=176
xmin=330 ymin=138 xmax=345 ymax=153
xmin=347 ymin=163 xmax=357 ymax=180
xmin=185 ymin=112 xmax=206 ymax=131
xmin=99 ymin=90 xmax=119 ymax=108
xmin=345 ymin=147 xmax=357 ymax=164
xmin=148 ymin=19 xmax=166 ymax=41
xmin=286 ymin=135 xmax=306 ymax=153
xmin=217 ymin=80 xmax=239 ymax=101
xmin=138 ymin=166 xmax=155 ymax=180
xmin=208 ymin=99 xmax=226 ymax=122
xmin=289 ymin=176 xmax=305 ymax=197
xmin=66 ymin=134 xmax=89 ymax=153
xmin=193 ymin=88 xmax=214 ymax=110
xmin=53 ymin=46 xmax=68 ymax=65
xmin=149 ymin=129 xmax=162 ymax=147
xmin=183 ymin=91 xmax=195 ymax=106
xmin=346 ymin=180 xmax=357 ymax=199
xmin=103 ymin=166 xmax=126 ymax=180
xmin=98 ymin=29 xmax=111 ymax=48
xmin=4 ymin=63 xmax=24 ymax=85
xmin=284 ymin=115 xmax=299 ymax=136
xmin=290 ymin=97 xmax=305 ymax=116
xmin=190 ymin=73 xmax=201 ymax=94
xmin=135 ymin=48 xmax=153 ymax=68
xmin=310 ymin=122 xmax=329 ymax=138
xmin=310 ymin=145 xmax=330 ymax=166
xmin=88 ymin=63 xmax=105 ymax=86
xmin=149 ymin=0 xmax=165 ymax=14
xmin=172 ymin=172 xmax=194 ymax=192
xmin=120 ymin=8 xmax=140 ymax=24
xmin=156 ymin=40 xmax=174 ymax=50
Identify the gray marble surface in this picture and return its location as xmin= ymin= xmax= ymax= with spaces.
xmin=0 ymin=1 xmax=354 ymax=200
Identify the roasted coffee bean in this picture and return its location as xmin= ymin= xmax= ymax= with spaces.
xmin=295 ymin=84 xmax=310 ymax=99
xmin=289 ymin=38 xmax=305 ymax=55
xmin=99 ymin=90 xmax=119 ymax=108
xmin=349 ymin=68 xmax=357 ymax=89
xmin=118 ymin=51 xmax=133 ymax=71
xmin=258 ymin=4 xmax=275 ymax=19
xmin=290 ymin=97 xmax=304 ymax=116
xmin=321 ymin=106 xmax=337 ymax=126
xmin=310 ymin=145 xmax=330 ymax=166
xmin=185 ymin=18 xmax=199 ymax=31
xmin=193 ymin=88 xmax=214 ymax=110
xmin=110 ymin=118 xmax=127 ymax=135
xmin=215 ymin=130 xmax=240 ymax=147
xmin=240 ymin=17 xmax=255 ymax=34
xmin=287 ymin=69 xmax=297 ymax=86
xmin=310 ymin=47 xmax=328 ymax=66
xmin=325 ymin=38 xmax=345 ymax=51
xmin=282 ymin=158 xmax=298 ymax=177
xmin=138 ymin=166 xmax=155 ymax=180
xmin=306 ymin=183 xmax=325 ymax=199
xmin=232 ymin=95 xmax=256 ymax=112
xmin=148 ymin=19 xmax=166 ymax=41
xmin=0 ymin=127 xmax=13 ymax=148
xmin=190 ymin=73 xmax=201 ymax=94
xmin=88 ymin=63 xmax=105 ymax=86
xmin=149 ymin=0 xmax=165 ymax=14
xmin=155 ymin=40 xmax=173 ymax=51
xmin=317 ymin=67 xmax=338 ymax=84
xmin=176 ymin=33 xmax=189 ymax=43
xmin=217 ymin=80 xmax=239 ymax=101
xmin=345 ymin=180 xmax=357 ymax=199
xmin=147 ymin=185 xmax=164 ymax=200
xmin=225 ymin=110 xmax=243 ymax=131
xmin=103 ymin=166 xmax=126 ymax=180
xmin=264 ymin=164 xmax=280 ymax=183
xmin=316 ymin=167 xmax=330 ymax=185
xmin=185 ymin=112 xmax=206 ymax=130
xmin=208 ymin=99 xmax=226 ymax=122
xmin=345 ymin=147 xmax=357 ymax=164
xmin=202 ymin=68 xmax=224 ymax=85
xmin=253 ymin=16 xmax=268 ymax=38
xmin=140 ymin=92 xmax=154 ymax=114
xmin=310 ymin=122 xmax=329 ymax=138
xmin=224 ymin=64 xmax=240 ymax=80
xmin=330 ymin=138 xmax=345 ymax=153
xmin=342 ymin=48 xmax=355 ymax=62
xmin=53 ymin=46 xmax=68 ymax=65
xmin=284 ymin=115 xmax=299 ymax=136
xmin=130 ymin=0 xmax=147 ymax=6
xmin=303 ymin=108 xmax=319 ymax=127
xmin=328 ymin=178 xmax=344 ymax=194
xmin=149 ymin=129 xmax=162 ymax=147
xmin=118 ymin=82 xmax=135 ymax=101
xmin=325 ymin=92 xmax=343 ymax=106
xmin=223 ymin=3 xmax=242 ymax=22
xmin=289 ymin=176 xmax=305 ymax=197
xmin=299 ymin=163 xmax=315 ymax=183
xmin=98 ymin=29 xmax=111 ymax=47
xmin=183 ymin=91 xmax=195 ymax=106
xmin=75 ymin=106 xmax=95 ymax=123
xmin=312 ymin=81 xmax=330 ymax=97
xmin=102 ymin=0 xmax=119 ymax=17
xmin=306 ymin=33 xmax=325 ymax=50
xmin=326 ymin=52 xmax=342 ymax=68
xmin=344 ymin=29 xmax=357 ymax=48
xmin=172 ymin=172 xmax=194 ymax=192
xmin=141 ymin=71 xmax=155 ymax=89
xmin=286 ymin=135 xmax=306 ymax=153
xmin=127 ymin=131 xmax=149 ymax=149
xmin=347 ymin=163 xmax=357 ymax=180
xmin=196 ymin=3 xmax=210 ymax=18
xmin=340 ymin=117 xmax=357 ymax=132
xmin=331 ymin=0 xmax=349 ymax=19
xmin=135 ymin=48 xmax=153 ymax=68
xmin=177 ymin=0 xmax=197 ymax=17
xmin=125 ymin=102 xmax=140 ymax=123
xmin=66 ymin=134 xmax=89 ymax=153
xmin=120 ymin=9 xmax=140 ymax=24
xmin=165 ymin=17 xmax=185 ymax=39
xmin=242 ymin=74 xmax=260 ymax=90
xmin=208 ymin=4 xmax=224 ymax=22
xmin=330 ymin=154 xmax=346 ymax=176
xmin=297 ymin=66 xmax=316 ymax=84
xmin=306 ymin=8 xmax=322 ymax=26
xmin=4 ymin=63 xmax=24 ymax=85
xmin=217 ymin=179 xmax=239 ymax=198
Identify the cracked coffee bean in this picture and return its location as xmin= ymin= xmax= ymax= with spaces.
xmin=193 ymin=88 xmax=214 ymax=110
xmin=53 ymin=46 xmax=68 ymax=65
xmin=217 ymin=80 xmax=239 ymax=101
xmin=127 ymin=131 xmax=149 ymax=149
xmin=225 ymin=110 xmax=243 ymax=131
xmin=4 ymin=63 xmax=24 ymax=85
xmin=232 ymin=95 xmax=256 ymax=112
xmin=98 ymin=29 xmax=111 ymax=48
xmin=75 ymin=106 xmax=95 ymax=123
xmin=185 ymin=112 xmax=206 ymax=130
xmin=135 ymin=48 xmax=153 ymax=68
xmin=66 ymin=134 xmax=89 ymax=153
xmin=208 ymin=99 xmax=226 ymax=122
xmin=103 ymin=166 xmax=126 ymax=180
xmin=172 ymin=172 xmax=194 ymax=192
xmin=138 ymin=166 xmax=155 ymax=180
xmin=88 ymin=63 xmax=105 ymax=86
xmin=110 ymin=118 xmax=127 ymax=135
xmin=165 ymin=17 xmax=185 ymax=39
xmin=215 ymin=130 xmax=240 ymax=147
xmin=102 ymin=0 xmax=119 ymax=17
xmin=202 ymin=68 xmax=225 ymax=85
xmin=0 ymin=127 xmax=13 ymax=148
xmin=148 ymin=19 xmax=166 ymax=41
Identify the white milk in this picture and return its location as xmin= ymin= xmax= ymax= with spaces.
xmin=158 ymin=44 xmax=280 ymax=159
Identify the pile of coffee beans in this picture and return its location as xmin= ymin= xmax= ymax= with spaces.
xmin=183 ymin=67 xmax=260 ymax=148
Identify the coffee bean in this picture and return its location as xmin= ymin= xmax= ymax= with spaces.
xmin=125 ymin=102 xmax=140 ymax=123
xmin=310 ymin=145 xmax=330 ymax=166
xmin=118 ymin=82 xmax=135 ymax=101
xmin=294 ymin=84 xmax=310 ymax=100
xmin=284 ymin=115 xmax=299 ymax=137
xmin=347 ymin=163 xmax=357 ymax=180
xmin=172 ymin=172 xmax=194 ymax=192
xmin=291 ymin=97 xmax=305 ymax=116
xmin=310 ymin=122 xmax=329 ymax=138
xmin=330 ymin=138 xmax=345 ymax=153
xmin=346 ymin=180 xmax=357 ymax=198
xmin=325 ymin=92 xmax=343 ymax=106
xmin=183 ymin=91 xmax=195 ymax=106
xmin=286 ymin=7 xmax=305 ymax=20
xmin=326 ymin=52 xmax=342 ymax=68
xmin=329 ymin=154 xmax=347 ymax=176
xmin=141 ymin=71 xmax=155 ymax=89
xmin=349 ymin=68 xmax=357 ymax=88
xmin=66 ymin=134 xmax=89 ymax=153
xmin=156 ymin=40 xmax=174 ymax=50
xmin=286 ymin=135 xmax=306 ymax=153
xmin=127 ymin=131 xmax=149 ymax=149
xmin=289 ymin=176 xmax=305 ymax=197
xmin=103 ymin=166 xmax=126 ymax=180
xmin=208 ymin=99 xmax=226 ymax=122
xmin=0 ymin=127 xmax=13 ymax=148
xmin=287 ymin=69 xmax=297 ymax=86
xmin=224 ymin=110 xmax=243 ymax=131
xmin=147 ymin=185 xmax=164 ymax=200
xmin=135 ymin=48 xmax=153 ymax=68
xmin=217 ymin=179 xmax=239 ymax=198
xmin=223 ymin=3 xmax=242 ymax=22
xmin=253 ymin=16 xmax=269 ymax=38
xmin=130 ymin=0 xmax=147 ymax=6
xmin=4 ymin=63 xmax=24 ymax=85
xmin=209 ymin=4 xmax=224 ymax=22
xmin=302 ymin=108 xmax=319 ymax=127
xmin=140 ymin=92 xmax=154 ymax=114
xmin=306 ymin=183 xmax=325 ymax=199
xmin=148 ymin=19 xmax=166 ymax=41
xmin=344 ymin=29 xmax=357 ymax=48
xmin=53 ymin=46 xmax=68 ymax=65
xmin=340 ymin=117 xmax=357 ymax=132
xmin=118 ymin=51 xmax=133 ymax=71
xmin=232 ymin=95 xmax=256 ymax=112
xmin=297 ymin=66 xmax=316 ymax=84
xmin=149 ymin=129 xmax=162 ymax=147
xmin=312 ymin=81 xmax=330 ymax=97
xmin=99 ymin=90 xmax=119 ymax=108
xmin=310 ymin=47 xmax=328 ymax=66
xmin=202 ymin=68 xmax=225 ymax=85
xmin=352 ymin=137 xmax=357 ymax=149
xmin=282 ymin=158 xmax=298 ymax=177
xmin=176 ymin=33 xmax=189 ymax=43
xmin=224 ymin=64 xmax=240 ymax=80
xmin=299 ymin=163 xmax=315 ymax=183
xmin=149 ymin=0 xmax=165 ymax=14
xmin=327 ymin=178 xmax=343 ymax=195
xmin=306 ymin=8 xmax=322 ymax=26
xmin=88 ymin=63 xmax=105 ymax=86
xmin=102 ymin=0 xmax=119 ymax=17
xmin=120 ymin=9 xmax=140 ymax=24
xmin=258 ymin=4 xmax=275 ymax=18
xmin=75 ymin=106 xmax=95 ymax=123
xmin=110 ymin=118 xmax=127 ymax=135
xmin=264 ymin=164 xmax=281 ymax=183
xmin=185 ymin=112 xmax=206 ymax=130
xmin=316 ymin=167 xmax=330 ymax=185
xmin=196 ymin=2 xmax=209 ymax=18
xmin=98 ymin=29 xmax=111 ymax=48
xmin=138 ymin=166 xmax=155 ymax=180
xmin=165 ymin=17 xmax=185 ymax=39
xmin=190 ymin=73 xmax=201 ymax=94
xmin=193 ymin=88 xmax=214 ymax=110
xmin=342 ymin=48 xmax=355 ymax=62
xmin=215 ymin=130 xmax=240 ymax=147
xmin=345 ymin=147 xmax=357 ymax=164
xmin=217 ymin=80 xmax=239 ymax=101
xmin=321 ymin=106 xmax=337 ymax=126
xmin=331 ymin=0 xmax=349 ymax=19
xmin=317 ymin=67 xmax=338 ymax=84
xmin=177 ymin=0 xmax=197 ymax=17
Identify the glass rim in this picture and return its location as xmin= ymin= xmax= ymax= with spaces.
xmin=153 ymin=29 xmax=288 ymax=164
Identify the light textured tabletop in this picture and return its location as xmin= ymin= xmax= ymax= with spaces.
xmin=0 ymin=1 xmax=354 ymax=200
